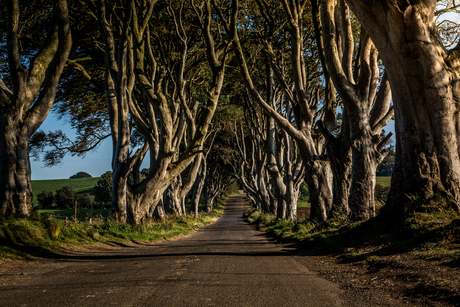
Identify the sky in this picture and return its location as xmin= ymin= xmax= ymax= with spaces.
xmin=30 ymin=113 xmax=114 ymax=180
xmin=31 ymin=112 xmax=152 ymax=180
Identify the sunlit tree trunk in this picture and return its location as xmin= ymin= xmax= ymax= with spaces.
xmin=191 ymin=155 xmax=206 ymax=217
xmin=344 ymin=0 xmax=460 ymax=213
xmin=320 ymin=0 xmax=394 ymax=220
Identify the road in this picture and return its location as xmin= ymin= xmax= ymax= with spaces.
xmin=1 ymin=194 xmax=345 ymax=306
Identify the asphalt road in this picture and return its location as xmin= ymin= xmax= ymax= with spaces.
xmin=1 ymin=194 xmax=345 ymax=306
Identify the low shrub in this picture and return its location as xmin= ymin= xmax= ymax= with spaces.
xmin=37 ymin=190 xmax=54 ymax=209
xmin=55 ymin=186 xmax=76 ymax=209
xmin=76 ymin=193 xmax=95 ymax=209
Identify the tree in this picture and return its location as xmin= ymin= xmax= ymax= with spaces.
xmin=83 ymin=0 xmax=230 ymax=223
xmin=28 ymin=0 xmax=110 ymax=168
xmin=76 ymin=193 xmax=95 ymax=209
xmin=319 ymin=0 xmax=394 ymax=220
xmin=219 ymin=0 xmax=336 ymax=222
xmin=54 ymin=185 xmax=76 ymax=209
xmin=94 ymin=171 xmax=112 ymax=204
xmin=0 ymin=0 xmax=72 ymax=216
xmin=233 ymin=93 xmax=304 ymax=221
xmin=342 ymin=0 xmax=460 ymax=213
xmin=36 ymin=190 xmax=54 ymax=209
xmin=70 ymin=172 xmax=92 ymax=179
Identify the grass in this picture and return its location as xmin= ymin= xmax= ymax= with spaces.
xmin=31 ymin=177 xmax=100 ymax=207
xmin=246 ymin=191 xmax=460 ymax=305
xmin=249 ymin=196 xmax=460 ymax=259
xmin=0 ymin=198 xmax=225 ymax=261
xmin=376 ymin=176 xmax=391 ymax=186
xmin=297 ymin=200 xmax=311 ymax=208
xmin=36 ymin=208 xmax=111 ymax=221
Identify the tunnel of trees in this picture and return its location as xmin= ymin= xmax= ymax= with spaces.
xmin=1 ymin=0 xmax=460 ymax=225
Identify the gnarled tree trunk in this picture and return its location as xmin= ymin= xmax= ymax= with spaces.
xmin=344 ymin=0 xmax=460 ymax=213
xmin=0 ymin=0 xmax=71 ymax=216
xmin=320 ymin=0 xmax=394 ymax=220
xmin=225 ymin=0 xmax=334 ymax=222
xmin=0 ymin=131 xmax=33 ymax=215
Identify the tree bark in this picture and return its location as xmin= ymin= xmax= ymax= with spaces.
xmin=320 ymin=0 xmax=393 ymax=220
xmin=164 ymin=176 xmax=184 ymax=216
xmin=191 ymin=158 xmax=206 ymax=217
xmin=0 ymin=0 xmax=71 ymax=216
xmin=0 ymin=131 xmax=33 ymax=215
xmin=224 ymin=0 xmax=334 ymax=222
xmin=344 ymin=0 xmax=460 ymax=212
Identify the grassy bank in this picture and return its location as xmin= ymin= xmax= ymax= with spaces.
xmin=247 ymin=196 xmax=460 ymax=305
xmin=0 ymin=199 xmax=225 ymax=261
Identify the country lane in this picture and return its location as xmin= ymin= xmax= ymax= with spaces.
xmin=0 ymin=194 xmax=346 ymax=306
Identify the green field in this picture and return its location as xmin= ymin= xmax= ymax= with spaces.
xmin=376 ymin=176 xmax=391 ymax=186
xmin=31 ymin=177 xmax=100 ymax=207
xmin=297 ymin=200 xmax=310 ymax=208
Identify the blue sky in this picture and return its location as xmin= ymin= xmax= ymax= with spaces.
xmin=30 ymin=113 xmax=114 ymax=180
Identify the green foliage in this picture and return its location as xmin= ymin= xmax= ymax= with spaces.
xmin=299 ymin=182 xmax=310 ymax=201
xmin=70 ymin=172 xmax=92 ymax=179
xmin=376 ymin=176 xmax=392 ymax=186
xmin=247 ymin=193 xmax=460 ymax=255
xmin=225 ymin=180 xmax=240 ymax=196
xmin=54 ymin=186 xmax=76 ymax=209
xmin=36 ymin=190 xmax=54 ymax=209
xmin=297 ymin=200 xmax=311 ymax=208
xmin=43 ymin=217 xmax=61 ymax=238
xmin=374 ymin=176 xmax=391 ymax=208
xmin=94 ymin=171 xmax=112 ymax=205
xmin=37 ymin=208 xmax=111 ymax=221
xmin=76 ymin=193 xmax=95 ymax=209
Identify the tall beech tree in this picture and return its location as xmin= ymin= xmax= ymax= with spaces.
xmin=0 ymin=0 xmax=71 ymax=215
xmin=85 ymin=0 xmax=229 ymax=223
xmin=233 ymin=99 xmax=272 ymax=214
xmin=236 ymin=92 xmax=305 ymax=221
xmin=190 ymin=131 xmax=217 ymax=217
xmin=341 ymin=0 xmax=460 ymax=213
xmin=319 ymin=0 xmax=394 ymax=220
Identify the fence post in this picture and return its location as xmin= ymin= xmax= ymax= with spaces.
xmin=74 ymin=198 xmax=77 ymax=223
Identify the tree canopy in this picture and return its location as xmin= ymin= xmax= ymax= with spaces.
xmin=1 ymin=0 xmax=459 ymax=225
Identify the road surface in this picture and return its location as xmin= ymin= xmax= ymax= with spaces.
xmin=1 ymin=194 xmax=345 ymax=306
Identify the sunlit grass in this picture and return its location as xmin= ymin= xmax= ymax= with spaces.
xmin=376 ymin=176 xmax=391 ymax=186
xmin=0 ymin=199 xmax=225 ymax=261
xmin=297 ymin=200 xmax=310 ymax=208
